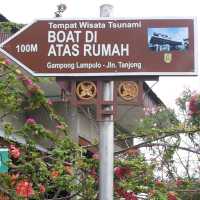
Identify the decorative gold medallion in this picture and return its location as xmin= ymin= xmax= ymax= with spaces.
xmin=118 ymin=81 xmax=139 ymax=101
xmin=164 ymin=53 xmax=172 ymax=63
xmin=76 ymin=81 xmax=97 ymax=100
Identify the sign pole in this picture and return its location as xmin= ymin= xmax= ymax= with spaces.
xmin=99 ymin=5 xmax=114 ymax=200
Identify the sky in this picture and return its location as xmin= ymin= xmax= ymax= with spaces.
xmin=0 ymin=0 xmax=200 ymax=110
xmin=148 ymin=27 xmax=188 ymax=43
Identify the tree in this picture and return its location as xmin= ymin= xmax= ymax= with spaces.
xmin=0 ymin=56 xmax=174 ymax=200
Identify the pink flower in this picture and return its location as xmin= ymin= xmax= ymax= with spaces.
xmin=114 ymin=166 xmax=132 ymax=179
xmin=16 ymin=180 xmax=34 ymax=197
xmin=0 ymin=59 xmax=11 ymax=65
xmin=19 ymin=75 xmax=33 ymax=86
xmin=189 ymin=95 xmax=199 ymax=115
xmin=124 ymin=191 xmax=138 ymax=200
xmin=5 ymin=59 xmax=12 ymax=65
xmin=116 ymin=187 xmax=125 ymax=197
xmin=48 ymin=99 xmax=53 ymax=106
xmin=26 ymin=118 xmax=36 ymax=125
xmin=25 ymin=78 xmax=33 ymax=86
xmin=56 ymin=124 xmax=65 ymax=129
xmin=39 ymin=184 xmax=46 ymax=193
xmin=9 ymin=145 xmax=21 ymax=159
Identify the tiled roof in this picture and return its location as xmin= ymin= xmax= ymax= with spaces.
xmin=143 ymin=82 xmax=164 ymax=106
xmin=0 ymin=14 xmax=8 ymax=22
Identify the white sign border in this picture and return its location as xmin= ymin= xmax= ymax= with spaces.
xmin=0 ymin=17 xmax=198 ymax=77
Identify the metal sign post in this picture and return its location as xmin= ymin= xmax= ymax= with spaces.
xmin=99 ymin=81 xmax=114 ymax=200
xmin=99 ymin=5 xmax=114 ymax=200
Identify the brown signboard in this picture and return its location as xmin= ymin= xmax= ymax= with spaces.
xmin=0 ymin=18 xmax=196 ymax=76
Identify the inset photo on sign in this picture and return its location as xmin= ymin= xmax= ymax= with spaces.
xmin=148 ymin=27 xmax=189 ymax=52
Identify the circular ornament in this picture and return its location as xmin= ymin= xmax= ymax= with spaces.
xmin=76 ymin=81 xmax=97 ymax=100
xmin=118 ymin=81 xmax=139 ymax=101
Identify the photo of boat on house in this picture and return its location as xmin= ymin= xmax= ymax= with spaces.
xmin=148 ymin=27 xmax=189 ymax=52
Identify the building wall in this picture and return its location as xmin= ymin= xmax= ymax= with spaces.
xmin=0 ymin=81 xmax=161 ymax=151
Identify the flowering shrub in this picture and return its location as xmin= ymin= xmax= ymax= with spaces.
xmin=16 ymin=180 xmax=34 ymax=198
xmin=176 ymin=89 xmax=200 ymax=126
xmin=1 ymin=57 xmax=200 ymax=200
xmin=25 ymin=117 xmax=36 ymax=125
xmin=136 ymin=106 xmax=178 ymax=134
xmin=188 ymin=94 xmax=200 ymax=116
xmin=167 ymin=192 xmax=177 ymax=200
xmin=114 ymin=166 xmax=132 ymax=179
xmin=39 ymin=184 xmax=46 ymax=193
xmin=9 ymin=144 xmax=21 ymax=159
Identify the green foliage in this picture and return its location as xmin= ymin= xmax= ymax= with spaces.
xmin=0 ymin=58 xmax=200 ymax=199
xmin=0 ymin=72 xmax=23 ymax=114
xmin=176 ymin=88 xmax=192 ymax=112
xmin=135 ymin=107 xmax=179 ymax=139
xmin=0 ymin=22 xmax=24 ymax=33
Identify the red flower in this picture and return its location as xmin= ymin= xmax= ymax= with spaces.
xmin=51 ymin=170 xmax=60 ymax=179
xmin=167 ymin=192 xmax=177 ymax=200
xmin=114 ymin=166 xmax=132 ymax=179
xmin=116 ymin=187 xmax=125 ymax=197
xmin=16 ymin=180 xmax=34 ymax=198
xmin=19 ymin=75 xmax=33 ymax=86
xmin=9 ymin=145 xmax=20 ymax=159
xmin=25 ymin=79 xmax=33 ymax=86
xmin=39 ymin=184 xmax=46 ymax=193
xmin=124 ymin=191 xmax=138 ymax=200
xmin=189 ymin=96 xmax=199 ymax=115
xmin=26 ymin=117 xmax=36 ymax=125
